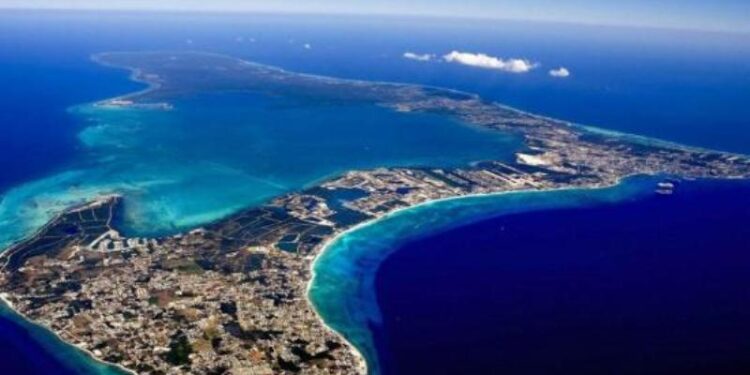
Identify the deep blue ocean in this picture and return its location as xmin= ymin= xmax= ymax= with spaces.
xmin=0 ymin=10 xmax=749 ymax=374
xmin=374 ymin=179 xmax=750 ymax=375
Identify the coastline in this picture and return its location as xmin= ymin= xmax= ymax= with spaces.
xmin=88 ymin=53 xmax=161 ymax=104
xmin=305 ymin=173 xmax=657 ymax=374
xmin=305 ymin=174 xmax=750 ymax=373
xmin=0 ymin=295 xmax=135 ymax=375
xmin=89 ymin=50 xmax=725 ymax=158
xmin=0 ymin=194 xmax=121 ymax=268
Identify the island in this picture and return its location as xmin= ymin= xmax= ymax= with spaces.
xmin=1 ymin=51 xmax=748 ymax=374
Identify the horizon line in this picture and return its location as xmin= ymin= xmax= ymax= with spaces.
xmin=1 ymin=6 xmax=749 ymax=36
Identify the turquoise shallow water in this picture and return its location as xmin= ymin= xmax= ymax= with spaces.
xmin=308 ymin=176 xmax=660 ymax=374
xmin=0 ymin=89 xmax=520 ymax=247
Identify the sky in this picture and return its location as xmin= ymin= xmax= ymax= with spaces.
xmin=1 ymin=0 xmax=749 ymax=33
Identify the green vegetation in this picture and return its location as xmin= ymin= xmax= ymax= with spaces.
xmin=165 ymin=331 xmax=193 ymax=366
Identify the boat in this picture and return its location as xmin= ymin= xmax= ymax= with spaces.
xmin=655 ymin=181 xmax=675 ymax=195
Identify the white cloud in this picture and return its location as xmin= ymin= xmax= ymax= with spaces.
xmin=403 ymin=52 xmax=435 ymax=62
xmin=549 ymin=67 xmax=571 ymax=78
xmin=303 ymin=43 xmax=312 ymax=50
xmin=443 ymin=51 xmax=537 ymax=73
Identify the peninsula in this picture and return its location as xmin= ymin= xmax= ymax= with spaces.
xmin=1 ymin=51 xmax=749 ymax=374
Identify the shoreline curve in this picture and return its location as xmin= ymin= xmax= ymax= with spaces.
xmin=305 ymin=173 xmax=663 ymax=374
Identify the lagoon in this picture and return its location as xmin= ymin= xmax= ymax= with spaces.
xmin=0 ymin=89 xmax=520 ymax=248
